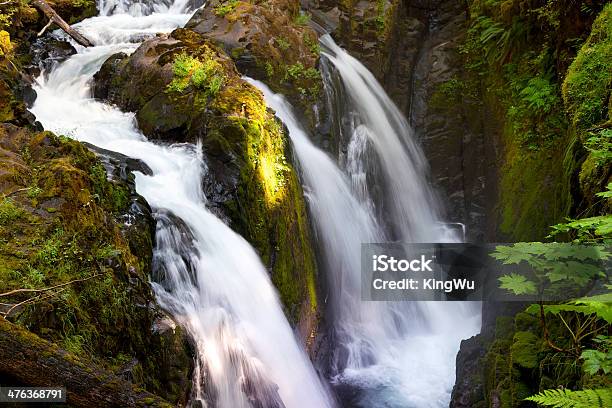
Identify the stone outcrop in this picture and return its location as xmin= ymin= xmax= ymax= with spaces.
xmin=0 ymin=124 xmax=192 ymax=404
xmin=93 ymin=27 xmax=320 ymax=336
xmin=185 ymin=0 xmax=323 ymax=125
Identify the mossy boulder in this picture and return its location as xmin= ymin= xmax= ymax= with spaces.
xmin=0 ymin=124 xmax=192 ymax=404
xmin=94 ymin=28 xmax=320 ymax=331
xmin=185 ymin=0 xmax=322 ymax=125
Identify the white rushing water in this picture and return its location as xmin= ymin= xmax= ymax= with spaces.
xmin=29 ymin=1 xmax=333 ymax=407
xmin=247 ymin=34 xmax=481 ymax=408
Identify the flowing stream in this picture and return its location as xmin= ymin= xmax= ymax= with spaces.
xmin=247 ymin=34 xmax=481 ymax=408
xmin=29 ymin=1 xmax=333 ymax=407
xmin=27 ymin=0 xmax=480 ymax=406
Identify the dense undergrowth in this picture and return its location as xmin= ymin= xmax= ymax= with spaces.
xmin=447 ymin=0 xmax=611 ymax=240
xmin=446 ymin=2 xmax=612 ymax=406
xmin=0 ymin=126 xmax=191 ymax=402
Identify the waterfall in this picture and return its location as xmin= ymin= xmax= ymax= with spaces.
xmin=29 ymin=2 xmax=333 ymax=407
xmin=247 ymin=34 xmax=480 ymax=408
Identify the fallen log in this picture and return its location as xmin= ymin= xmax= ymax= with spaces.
xmin=0 ymin=317 xmax=172 ymax=407
xmin=32 ymin=0 xmax=93 ymax=47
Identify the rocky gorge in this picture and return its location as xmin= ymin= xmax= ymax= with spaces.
xmin=0 ymin=0 xmax=610 ymax=407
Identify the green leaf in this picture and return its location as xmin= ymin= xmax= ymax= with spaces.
xmin=545 ymin=261 xmax=603 ymax=285
xmin=580 ymin=349 xmax=611 ymax=375
xmin=525 ymin=388 xmax=612 ymax=407
xmin=491 ymin=243 xmax=546 ymax=264
xmin=499 ymin=273 xmax=537 ymax=295
xmin=573 ymin=294 xmax=612 ymax=324
xmin=595 ymin=183 xmax=612 ymax=198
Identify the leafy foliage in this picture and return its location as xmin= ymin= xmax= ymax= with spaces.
xmin=492 ymin=242 xmax=609 ymax=296
xmin=275 ymin=36 xmax=290 ymax=51
xmin=294 ymin=12 xmax=310 ymax=26
xmin=550 ymin=216 xmax=612 ymax=242
xmin=0 ymin=197 xmax=25 ymax=225
xmin=584 ymin=129 xmax=612 ymax=168
xmin=596 ymin=183 xmax=612 ymax=199
xmin=519 ymin=76 xmax=559 ymax=114
xmin=167 ymin=52 xmax=225 ymax=97
xmin=213 ymin=0 xmax=239 ymax=17
xmin=525 ymin=388 xmax=612 ymax=407
xmin=526 ymin=293 xmax=612 ymax=325
xmin=499 ymin=273 xmax=537 ymax=295
xmin=581 ymin=335 xmax=612 ymax=375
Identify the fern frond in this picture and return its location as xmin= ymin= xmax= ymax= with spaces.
xmin=525 ymin=388 xmax=612 ymax=407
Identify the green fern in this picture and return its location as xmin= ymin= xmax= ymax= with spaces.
xmin=525 ymin=388 xmax=612 ymax=407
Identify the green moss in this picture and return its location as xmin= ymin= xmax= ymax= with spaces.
xmin=167 ymin=52 xmax=225 ymax=97
xmin=0 ymin=125 xmax=173 ymax=398
xmin=458 ymin=0 xmax=609 ymax=240
xmin=561 ymin=4 xmax=612 ymax=211
xmin=0 ymin=197 xmax=25 ymax=225
xmin=499 ymin=137 xmax=568 ymax=240
xmin=563 ymin=4 xmax=612 ymax=133
xmin=511 ymin=331 xmax=540 ymax=369
xmin=213 ymin=0 xmax=239 ymax=17
xmin=89 ymin=163 xmax=130 ymax=213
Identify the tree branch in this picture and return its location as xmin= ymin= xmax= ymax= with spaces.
xmin=38 ymin=18 xmax=54 ymax=37
xmin=0 ymin=273 xmax=102 ymax=298
xmin=31 ymin=0 xmax=93 ymax=47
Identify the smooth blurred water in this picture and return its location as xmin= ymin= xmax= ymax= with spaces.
xmin=29 ymin=2 xmax=334 ymax=407
xmin=248 ymin=34 xmax=481 ymax=406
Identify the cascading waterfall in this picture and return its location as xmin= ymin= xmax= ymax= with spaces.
xmin=320 ymin=35 xmax=444 ymax=242
xmin=29 ymin=1 xmax=334 ymax=407
xmin=248 ymin=34 xmax=481 ymax=408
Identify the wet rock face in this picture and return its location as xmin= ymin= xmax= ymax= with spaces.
xmin=93 ymin=28 xmax=321 ymax=329
xmin=92 ymin=52 xmax=129 ymax=102
xmin=27 ymin=37 xmax=77 ymax=77
xmin=403 ymin=0 xmax=490 ymax=242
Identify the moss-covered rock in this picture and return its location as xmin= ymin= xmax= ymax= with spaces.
xmin=94 ymin=28 xmax=319 ymax=329
xmin=0 ymin=124 xmax=191 ymax=404
xmin=562 ymin=3 xmax=612 ymax=214
xmin=0 ymin=30 xmax=38 ymax=127
xmin=185 ymin=0 xmax=322 ymax=125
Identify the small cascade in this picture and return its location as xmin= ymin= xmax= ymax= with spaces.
xmin=29 ymin=2 xmax=334 ymax=407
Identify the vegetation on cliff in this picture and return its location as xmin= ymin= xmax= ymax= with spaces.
xmin=444 ymin=0 xmax=611 ymax=241
xmin=94 ymin=27 xmax=319 ymax=325
xmin=447 ymin=2 xmax=612 ymax=407
xmin=0 ymin=125 xmax=191 ymax=403
xmin=0 ymin=3 xmax=192 ymax=402
xmin=185 ymin=0 xmax=323 ymax=125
